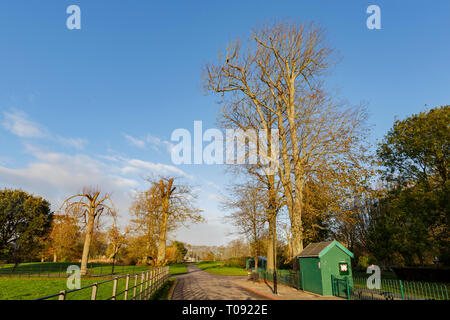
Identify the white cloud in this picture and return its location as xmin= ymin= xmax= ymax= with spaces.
xmin=146 ymin=134 xmax=174 ymax=153
xmin=123 ymin=133 xmax=174 ymax=153
xmin=123 ymin=134 xmax=146 ymax=149
xmin=0 ymin=151 xmax=139 ymax=220
xmin=2 ymin=110 xmax=45 ymax=138
xmin=1 ymin=110 xmax=87 ymax=150
xmin=126 ymin=158 xmax=187 ymax=177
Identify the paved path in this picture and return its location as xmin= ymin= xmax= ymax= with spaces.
xmin=171 ymin=265 xmax=268 ymax=300
xmin=231 ymin=279 xmax=343 ymax=300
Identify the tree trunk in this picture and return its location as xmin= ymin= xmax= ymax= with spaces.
xmin=157 ymin=210 xmax=169 ymax=265
xmin=267 ymin=217 xmax=277 ymax=271
xmin=53 ymin=252 xmax=57 ymax=263
xmin=80 ymin=211 xmax=95 ymax=276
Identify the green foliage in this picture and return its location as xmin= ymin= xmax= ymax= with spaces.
xmin=358 ymin=255 xmax=370 ymax=269
xmin=373 ymin=106 xmax=449 ymax=266
xmin=378 ymin=105 xmax=449 ymax=186
xmin=0 ymin=189 xmax=53 ymax=263
xmin=223 ymin=256 xmax=247 ymax=268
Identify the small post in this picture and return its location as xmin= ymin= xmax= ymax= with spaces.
xmin=111 ymin=277 xmax=118 ymax=300
xmin=124 ymin=275 xmax=130 ymax=300
xmin=133 ymin=274 xmax=138 ymax=300
xmin=144 ymin=271 xmax=149 ymax=299
xmin=58 ymin=290 xmax=66 ymax=300
xmin=140 ymin=273 xmax=144 ymax=300
xmin=91 ymin=283 xmax=98 ymax=300
xmin=149 ymin=269 xmax=153 ymax=294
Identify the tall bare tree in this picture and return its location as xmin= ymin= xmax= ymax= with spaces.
xmin=61 ymin=187 xmax=114 ymax=275
xmin=205 ymin=21 xmax=371 ymax=257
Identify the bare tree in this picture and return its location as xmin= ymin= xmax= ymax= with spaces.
xmin=131 ymin=177 xmax=203 ymax=266
xmin=107 ymin=213 xmax=129 ymax=274
xmin=205 ymin=21 xmax=370 ymax=257
xmin=222 ymin=181 xmax=266 ymax=271
xmin=61 ymin=187 xmax=114 ymax=275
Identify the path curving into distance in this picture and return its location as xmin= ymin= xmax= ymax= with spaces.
xmin=171 ymin=265 xmax=268 ymax=300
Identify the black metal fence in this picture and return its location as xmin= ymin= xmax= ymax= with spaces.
xmin=332 ymin=275 xmax=450 ymax=300
xmin=256 ymin=269 xmax=302 ymax=290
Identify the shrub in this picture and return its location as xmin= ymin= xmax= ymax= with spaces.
xmin=223 ymin=257 xmax=248 ymax=268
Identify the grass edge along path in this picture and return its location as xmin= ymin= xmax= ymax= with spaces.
xmin=196 ymin=261 xmax=247 ymax=276
xmin=150 ymin=278 xmax=177 ymax=300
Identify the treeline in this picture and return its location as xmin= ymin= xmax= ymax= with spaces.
xmin=0 ymin=177 xmax=202 ymax=272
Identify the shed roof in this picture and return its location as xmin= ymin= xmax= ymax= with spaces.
xmin=298 ymin=240 xmax=354 ymax=258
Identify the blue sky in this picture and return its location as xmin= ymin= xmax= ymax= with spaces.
xmin=0 ymin=1 xmax=449 ymax=246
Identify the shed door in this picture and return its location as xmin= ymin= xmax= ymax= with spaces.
xmin=300 ymin=258 xmax=322 ymax=295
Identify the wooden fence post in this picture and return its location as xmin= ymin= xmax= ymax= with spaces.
xmin=133 ymin=274 xmax=138 ymax=300
xmin=124 ymin=275 xmax=130 ymax=300
xmin=58 ymin=290 xmax=66 ymax=300
xmin=149 ymin=269 xmax=153 ymax=295
xmin=140 ymin=273 xmax=145 ymax=300
xmin=145 ymin=271 xmax=149 ymax=299
xmin=91 ymin=283 xmax=98 ymax=300
xmin=112 ymin=277 xmax=118 ymax=300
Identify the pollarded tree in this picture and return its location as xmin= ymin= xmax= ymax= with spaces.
xmin=0 ymin=189 xmax=53 ymax=268
xmin=61 ymin=187 xmax=114 ymax=275
xmin=131 ymin=177 xmax=203 ymax=266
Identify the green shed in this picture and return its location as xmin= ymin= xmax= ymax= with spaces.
xmin=298 ymin=240 xmax=353 ymax=296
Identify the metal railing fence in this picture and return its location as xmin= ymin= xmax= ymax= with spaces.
xmin=35 ymin=266 xmax=170 ymax=300
xmin=332 ymin=275 xmax=449 ymax=300
xmin=256 ymin=268 xmax=302 ymax=290
xmin=0 ymin=263 xmax=151 ymax=278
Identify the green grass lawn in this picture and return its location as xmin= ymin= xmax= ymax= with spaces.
xmin=0 ymin=262 xmax=186 ymax=300
xmin=169 ymin=263 xmax=187 ymax=275
xmin=0 ymin=262 xmax=151 ymax=276
xmin=0 ymin=277 xmax=130 ymax=300
xmin=196 ymin=261 xmax=248 ymax=276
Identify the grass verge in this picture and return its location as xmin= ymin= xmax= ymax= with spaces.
xmin=169 ymin=263 xmax=187 ymax=275
xmin=150 ymin=278 xmax=177 ymax=300
xmin=196 ymin=261 xmax=247 ymax=276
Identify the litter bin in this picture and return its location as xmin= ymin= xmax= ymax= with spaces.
xmin=297 ymin=240 xmax=353 ymax=296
